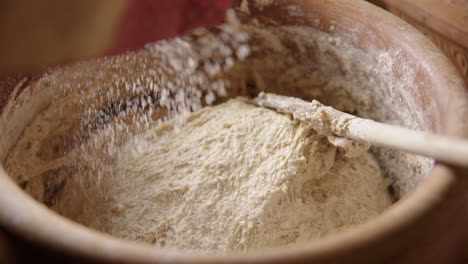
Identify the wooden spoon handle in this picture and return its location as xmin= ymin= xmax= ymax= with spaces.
xmin=255 ymin=92 xmax=468 ymax=167
xmin=346 ymin=117 xmax=468 ymax=166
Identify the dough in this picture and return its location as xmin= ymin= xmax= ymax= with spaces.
xmin=4 ymin=97 xmax=391 ymax=253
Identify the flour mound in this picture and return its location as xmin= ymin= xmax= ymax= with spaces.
xmin=4 ymin=97 xmax=391 ymax=253
xmin=92 ymin=98 xmax=390 ymax=252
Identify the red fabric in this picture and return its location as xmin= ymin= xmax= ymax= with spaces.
xmin=107 ymin=0 xmax=234 ymax=55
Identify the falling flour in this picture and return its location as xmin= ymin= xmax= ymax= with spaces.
xmin=111 ymin=98 xmax=392 ymax=252
xmin=4 ymin=96 xmax=391 ymax=253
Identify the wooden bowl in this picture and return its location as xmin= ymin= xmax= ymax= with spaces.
xmin=0 ymin=0 xmax=467 ymax=263
xmin=382 ymin=0 xmax=468 ymax=85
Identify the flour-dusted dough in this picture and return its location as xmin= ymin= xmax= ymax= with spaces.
xmin=4 ymin=97 xmax=391 ymax=253
xmin=92 ymin=98 xmax=392 ymax=252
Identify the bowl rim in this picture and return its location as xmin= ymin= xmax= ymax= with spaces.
xmin=0 ymin=0 xmax=467 ymax=262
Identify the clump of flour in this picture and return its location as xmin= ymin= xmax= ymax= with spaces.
xmin=97 ymin=99 xmax=391 ymax=253
xmin=4 ymin=97 xmax=392 ymax=253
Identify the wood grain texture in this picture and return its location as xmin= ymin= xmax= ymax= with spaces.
xmin=387 ymin=7 xmax=468 ymax=85
xmin=382 ymin=2 xmax=468 ymax=261
xmin=383 ymin=0 xmax=468 ymax=47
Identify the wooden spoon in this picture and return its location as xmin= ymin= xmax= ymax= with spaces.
xmin=254 ymin=92 xmax=468 ymax=167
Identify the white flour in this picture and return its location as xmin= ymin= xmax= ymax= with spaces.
xmin=4 ymin=97 xmax=391 ymax=253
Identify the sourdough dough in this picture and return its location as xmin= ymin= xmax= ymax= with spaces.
xmin=4 ymin=97 xmax=391 ymax=253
